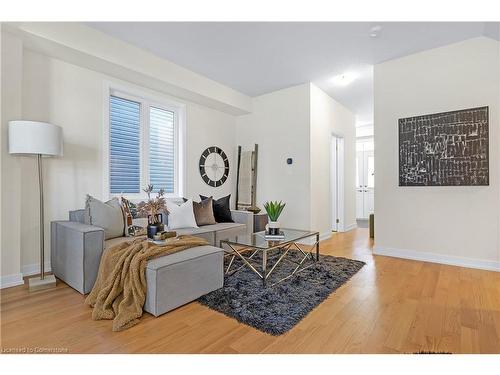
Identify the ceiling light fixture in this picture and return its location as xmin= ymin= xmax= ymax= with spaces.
xmin=369 ymin=25 xmax=382 ymax=38
xmin=331 ymin=72 xmax=358 ymax=87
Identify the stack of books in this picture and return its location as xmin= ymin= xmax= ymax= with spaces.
xmin=264 ymin=231 xmax=285 ymax=240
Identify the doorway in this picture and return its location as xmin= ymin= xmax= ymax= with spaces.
xmin=331 ymin=134 xmax=344 ymax=232
xmin=356 ymin=139 xmax=374 ymax=222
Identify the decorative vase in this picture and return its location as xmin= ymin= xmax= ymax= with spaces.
xmin=147 ymin=213 xmax=164 ymax=239
xmin=267 ymin=220 xmax=280 ymax=235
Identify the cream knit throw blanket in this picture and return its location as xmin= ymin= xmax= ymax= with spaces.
xmin=85 ymin=235 xmax=208 ymax=332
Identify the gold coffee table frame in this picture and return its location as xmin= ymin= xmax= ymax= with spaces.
xmin=220 ymin=229 xmax=320 ymax=287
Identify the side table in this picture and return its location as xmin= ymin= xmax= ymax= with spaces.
xmin=253 ymin=212 xmax=268 ymax=233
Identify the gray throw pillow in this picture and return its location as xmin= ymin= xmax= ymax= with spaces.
xmin=193 ymin=197 xmax=217 ymax=226
xmin=84 ymin=195 xmax=125 ymax=240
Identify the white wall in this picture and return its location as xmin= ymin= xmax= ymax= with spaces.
xmin=310 ymin=84 xmax=357 ymax=235
xmin=2 ymin=36 xmax=238 ymax=283
xmin=185 ymin=102 xmax=236 ymax=201
xmin=236 ymin=84 xmax=312 ymax=231
xmin=374 ymin=37 xmax=500 ymax=271
xmin=1 ymin=30 xmax=24 ymax=287
xmin=236 ymin=83 xmax=357 ymax=238
xmin=356 ymin=124 xmax=374 ymax=138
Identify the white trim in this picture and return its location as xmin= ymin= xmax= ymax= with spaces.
xmin=343 ymin=222 xmax=358 ymax=232
xmin=297 ymin=231 xmax=332 ymax=245
xmin=0 ymin=273 xmax=24 ymax=289
xmin=102 ymin=80 xmax=187 ymax=201
xmin=319 ymin=231 xmax=332 ymax=242
xmin=21 ymin=261 xmax=52 ymax=277
xmin=373 ymin=246 xmax=500 ymax=272
xmin=330 ymin=133 xmax=345 ymax=232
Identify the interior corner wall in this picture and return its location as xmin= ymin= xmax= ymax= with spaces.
xmin=1 ymin=30 xmax=23 ymax=287
xmin=310 ymin=84 xmax=357 ymax=236
xmin=235 ymin=84 xmax=312 ymax=230
xmin=374 ymin=37 xmax=500 ymax=270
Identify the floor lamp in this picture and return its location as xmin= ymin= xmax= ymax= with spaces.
xmin=9 ymin=121 xmax=63 ymax=291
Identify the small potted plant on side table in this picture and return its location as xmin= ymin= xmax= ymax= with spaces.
xmin=263 ymin=200 xmax=286 ymax=236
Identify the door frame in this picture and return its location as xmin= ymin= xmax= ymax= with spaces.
xmin=330 ymin=134 xmax=345 ymax=232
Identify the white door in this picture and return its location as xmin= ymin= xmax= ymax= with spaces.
xmin=331 ymin=135 xmax=344 ymax=231
xmin=363 ymin=150 xmax=374 ymax=217
xmin=331 ymin=136 xmax=338 ymax=231
xmin=356 ymin=151 xmax=365 ymax=218
xmin=356 ymin=140 xmax=374 ymax=219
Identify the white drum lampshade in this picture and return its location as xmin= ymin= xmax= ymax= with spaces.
xmin=9 ymin=121 xmax=63 ymax=156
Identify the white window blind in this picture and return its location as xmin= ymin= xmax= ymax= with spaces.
xmin=109 ymin=95 xmax=141 ymax=194
xmin=149 ymin=107 xmax=175 ymax=193
xmin=107 ymin=89 xmax=182 ymax=197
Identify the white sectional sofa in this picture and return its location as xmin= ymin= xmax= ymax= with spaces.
xmin=50 ymin=208 xmax=254 ymax=316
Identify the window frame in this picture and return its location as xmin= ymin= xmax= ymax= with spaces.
xmin=103 ymin=82 xmax=186 ymax=200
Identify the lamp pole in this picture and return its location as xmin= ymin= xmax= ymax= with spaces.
xmin=38 ymin=154 xmax=45 ymax=280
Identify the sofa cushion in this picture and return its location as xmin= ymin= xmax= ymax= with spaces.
xmin=212 ymin=223 xmax=248 ymax=246
xmin=200 ymin=195 xmax=234 ymax=223
xmin=202 ymin=222 xmax=245 ymax=231
xmin=146 ymin=245 xmax=223 ymax=270
xmin=166 ymin=199 xmax=198 ymax=230
xmin=85 ymin=195 xmax=125 ymax=240
xmin=69 ymin=209 xmax=86 ymax=223
xmin=193 ymin=197 xmax=217 ymax=226
xmin=144 ymin=245 xmax=223 ymax=317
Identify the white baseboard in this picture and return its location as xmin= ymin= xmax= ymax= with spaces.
xmin=0 ymin=261 xmax=52 ymax=289
xmin=22 ymin=261 xmax=52 ymax=277
xmin=319 ymin=231 xmax=332 ymax=242
xmin=0 ymin=273 xmax=24 ymax=289
xmin=374 ymin=246 xmax=500 ymax=272
xmin=343 ymin=222 xmax=357 ymax=232
xmin=297 ymin=231 xmax=331 ymax=245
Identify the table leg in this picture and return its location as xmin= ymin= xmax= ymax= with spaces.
xmin=262 ymin=249 xmax=267 ymax=286
xmin=316 ymin=233 xmax=320 ymax=261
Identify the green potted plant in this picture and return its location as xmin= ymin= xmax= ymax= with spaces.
xmin=263 ymin=200 xmax=286 ymax=235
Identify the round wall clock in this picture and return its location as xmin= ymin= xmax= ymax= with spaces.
xmin=199 ymin=146 xmax=229 ymax=187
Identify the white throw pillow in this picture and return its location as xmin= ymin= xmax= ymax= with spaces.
xmin=165 ymin=199 xmax=199 ymax=230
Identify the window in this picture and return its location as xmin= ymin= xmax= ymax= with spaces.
xmin=109 ymin=96 xmax=141 ymax=194
xmin=107 ymin=89 xmax=183 ymax=198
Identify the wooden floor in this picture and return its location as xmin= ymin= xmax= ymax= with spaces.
xmin=1 ymin=228 xmax=499 ymax=354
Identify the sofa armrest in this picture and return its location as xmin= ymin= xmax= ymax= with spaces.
xmin=230 ymin=210 xmax=253 ymax=236
xmin=51 ymin=221 xmax=105 ymax=294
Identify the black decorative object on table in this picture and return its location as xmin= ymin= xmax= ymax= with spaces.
xmin=136 ymin=184 xmax=167 ymax=239
xmin=147 ymin=213 xmax=164 ymax=239
xmin=198 ymin=250 xmax=365 ymax=335
xmin=399 ymin=106 xmax=489 ymax=186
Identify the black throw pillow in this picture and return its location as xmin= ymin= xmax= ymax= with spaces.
xmin=200 ymin=194 xmax=234 ymax=223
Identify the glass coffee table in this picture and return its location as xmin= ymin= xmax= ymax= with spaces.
xmin=220 ymin=229 xmax=320 ymax=287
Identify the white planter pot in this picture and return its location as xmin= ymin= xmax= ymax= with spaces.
xmin=267 ymin=220 xmax=280 ymax=235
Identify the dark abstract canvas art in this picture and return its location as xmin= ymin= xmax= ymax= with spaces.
xmin=399 ymin=106 xmax=489 ymax=186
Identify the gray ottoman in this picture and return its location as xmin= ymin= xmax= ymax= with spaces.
xmin=144 ymin=245 xmax=224 ymax=317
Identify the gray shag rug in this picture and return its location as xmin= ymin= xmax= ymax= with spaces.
xmin=198 ymin=249 xmax=365 ymax=335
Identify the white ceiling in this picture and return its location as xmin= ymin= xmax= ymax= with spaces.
xmin=87 ymin=22 xmax=499 ymax=125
